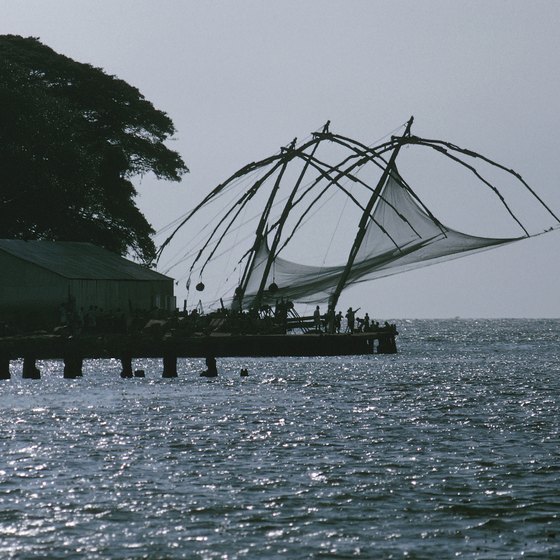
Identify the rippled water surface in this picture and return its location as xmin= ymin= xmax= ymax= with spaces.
xmin=1 ymin=319 xmax=559 ymax=559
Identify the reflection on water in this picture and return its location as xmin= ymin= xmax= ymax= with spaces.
xmin=0 ymin=320 xmax=559 ymax=558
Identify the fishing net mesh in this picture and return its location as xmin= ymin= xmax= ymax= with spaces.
xmin=242 ymin=169 xmax=520 ymax=307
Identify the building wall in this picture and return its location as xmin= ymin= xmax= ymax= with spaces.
xmin=68 ymin=278 xmax=174 ymax=314
xmin=0 ymin=251 xmax=66 ymax=328
xmin=0 ymin=251 xmax=174 ymax=330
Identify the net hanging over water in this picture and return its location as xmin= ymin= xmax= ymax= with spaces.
xmin=157 ymin=118 xmax=559 ymax=311
xmin=242 ymin=168 xmax=521 ymax=307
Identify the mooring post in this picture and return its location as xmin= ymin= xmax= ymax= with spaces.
xmin=162 ymin=354 xmax=178 ymax=378
xmin=200 ymin=356 xmax=218 ymax=377
xmin=120 ymin=355 xmax=133 ymax=378
xmin=377 ymin=333 xmax=397 ymax=354
xmin=22 ymin=357 xmax=41 ymax=379
xmin=63 ymin=355 xmax=83 ymax=379
xmin=0 ymin=354 xmax=10 ymax=380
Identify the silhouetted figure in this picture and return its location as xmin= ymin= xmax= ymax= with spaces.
xmin=363 ymin=313 xmax=370 ymax=331
xmin=240 ymin=368 xmax=249 ymax=377
xmin=326 ymin=306 xmax=335 ymax=333
xmin=335 ymin=311 xmax=342 ymax=333
xmin=274 ymin=297 xmax=290 ymax=333
xmin=313 ymin=305 xmax=321 ymax=332
xmin=232 ymin=287 xmax=242 ymax=314
xmin=346 ymin=307 xmax=355 ymax=333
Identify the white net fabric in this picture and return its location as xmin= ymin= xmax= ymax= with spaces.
xmin=242 ymin=169 xmax=521 ymax=307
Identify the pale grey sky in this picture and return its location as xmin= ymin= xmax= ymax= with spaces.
xmin=2 ymin=0 xmax=560 ymax=318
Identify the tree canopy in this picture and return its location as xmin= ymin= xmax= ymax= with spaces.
xmin=0 ymin=35 xmax=188 ymax=265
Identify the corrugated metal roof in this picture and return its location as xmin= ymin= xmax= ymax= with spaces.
xmin=0 ymin=239 xmax=173 ymax=281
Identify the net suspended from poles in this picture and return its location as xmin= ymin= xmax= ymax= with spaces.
xmin=241 ymin=168 xmax=522 ymax=308
xmin=157 ymin=118 xmax=559 ymax=311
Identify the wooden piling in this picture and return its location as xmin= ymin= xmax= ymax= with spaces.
xmin=22 ymin=357 xmax=40 ymax=379
xmin=377 ymin=334 xmax=397 ymax=354
xmin=120 ymin=355 xmax=133 ymax=378
xmin=200 ymin=356 xmax=218 ymax=377
xmin=0 ymin=330 xmax=397 ymax=382
xmin=63 ymin=355 xmax=83 ymax=379
xmin=162 ymin=354 xmax=177 ymax=378
xmin=0 ymin=354 xmax=10 ymax=380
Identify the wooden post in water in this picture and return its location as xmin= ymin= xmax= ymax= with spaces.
xmin=0 ymin=354 xmax=10 ymax=380
xmin=22 ymin=357 xmax=41 ymax=379
xmin=377 ymin=333 xmax=397 ymax=354
xmin=200 ymin=356 xmax=218 ymax=377
xmin=162 ymin=354 xmax=178 ymax=378
xmin=120 ymin=355 xmax=133 ymax=378
xmin=63 ymin=355 xmax=83 ymax=378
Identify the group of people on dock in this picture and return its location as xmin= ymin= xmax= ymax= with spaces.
xmin=46 ymin=294 xmax=395 ymax=340
xmin=313 ymin=305 xmax=392 ymax=334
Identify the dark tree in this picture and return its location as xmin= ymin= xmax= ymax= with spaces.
xmin=0 ymin=35 xmax=188 ymax=265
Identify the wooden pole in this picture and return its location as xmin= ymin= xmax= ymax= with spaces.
xmin=238 ymin=143 xmax=296 ymax=308
xmin=22 ymin=357 xmax=40 ymax=379
xmin=329 ymin=117 xmax=414 ymax=312
xmin=120 ymin=355 xmax=133 ymax=378
xmin=63 ymin=355 xmax=83 ymax=379
xmin=252 ymin=132 xmax=326 ymax=310
xmin=162 ymin=355 xmax=178 ymax=378
xmin=0 ymin=354 xmax=10 ymax=380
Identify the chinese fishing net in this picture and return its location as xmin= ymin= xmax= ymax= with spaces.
xmin=241 ymin=167 xmax=521 ymax=307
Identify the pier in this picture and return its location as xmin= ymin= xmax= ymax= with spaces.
xmin=0 ymin=329 xmax=397 ymax=379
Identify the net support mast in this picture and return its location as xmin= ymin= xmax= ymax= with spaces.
xmin=328 ymin=117 xmax=414 ymax=315
xmin=237 ymin=139 xmax=299 ymax=309
xmin=251 ymin=125 xmax=330 ymax=310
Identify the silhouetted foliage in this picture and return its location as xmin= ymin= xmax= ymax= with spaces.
xmin=0 ymin=35 xmax=188 ymax=265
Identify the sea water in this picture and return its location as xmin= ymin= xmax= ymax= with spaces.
xmin=0 ymin=319 xmax=558 ymax=559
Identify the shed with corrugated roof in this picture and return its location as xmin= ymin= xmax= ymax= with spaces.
xmin=0 ymin=239 xmax=174 ymax=330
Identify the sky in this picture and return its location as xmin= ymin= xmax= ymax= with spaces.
xmin=2 ymin=0 xmax=560 ymax=318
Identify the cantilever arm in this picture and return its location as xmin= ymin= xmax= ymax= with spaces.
xmin=291 ymin=151 xmax=409 ymax=253
xmin=300 ymin=151 xmax=422 ymax=237
xmin=407 ymin=138 xmax=530 ymax=236
xmin=406 ymin=136 xmax=560 ymax=226
xmin=156 ymin=136 xmax=325 ymax=261
xmin=190 ymin=170 xmax=281 ymax=277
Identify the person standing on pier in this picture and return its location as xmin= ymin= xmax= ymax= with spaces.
xmin=346 ymin=307 xmax=355 ymax=333
xmin=326 ymin=306 xmax=335 ymax=333
xmin=313 ymin=305 xmax=322 ymax=332
xmin=335 ymin=311 xmax=342 ymax=333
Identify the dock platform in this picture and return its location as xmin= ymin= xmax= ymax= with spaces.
xmin=0 ymin=329 xmax=398 ymax=379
